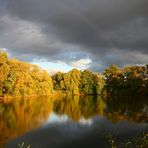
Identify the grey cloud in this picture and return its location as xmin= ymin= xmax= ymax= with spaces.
xmin=0 ymin=0 xmax=148 ymax=71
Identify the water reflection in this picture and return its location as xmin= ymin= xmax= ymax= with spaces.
xmin=105 ymin=95 xmax=148 ymax=123
xmin=0 ymin=97 xmax=53 ymax=147
xmin=53 ymin=95 xmax=148 ymax=123
xmin=7 ymin=117 xmax=148 ymax=148
xmin=0 ymin=95 xmax=147 ymax=147
xmin=53 ymin=95 xmax=106 ymax=121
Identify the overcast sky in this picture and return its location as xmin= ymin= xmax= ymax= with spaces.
xmin=0 ymin=0 xmax=148 ymax=73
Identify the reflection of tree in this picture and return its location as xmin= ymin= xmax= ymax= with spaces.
xmin=105 ymin=95 xmax=148 ymax=123
xmin=79 ymin=95 xmax=106 ymax=118
xmin=0 ymin=97 xmax=53 ymax=145
xmin=53 ymin=95 xmax=147 ymax=123
xmin=0 ymin=95 xmax=147 ymax=146
xmin=53 ymin=95 xmax=106 ymax=121
xmin=53 ymin=95 xmax=81 ymax=121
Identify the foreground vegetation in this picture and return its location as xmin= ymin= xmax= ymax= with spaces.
xmin=17 ymin=132 xmax=148 ymax=148
xmin=105 ymin=132 xmax=148 ymax=148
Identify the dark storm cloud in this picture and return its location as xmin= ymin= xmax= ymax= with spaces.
xmin=0 ymin=0 xmax=148 ymax=71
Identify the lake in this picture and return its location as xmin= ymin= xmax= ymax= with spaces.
xmin=0 ymin=95 xmax=147 ymax=148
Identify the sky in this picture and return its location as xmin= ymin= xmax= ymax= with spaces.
xmin=0 ymin=0 xmax=148 ymax=74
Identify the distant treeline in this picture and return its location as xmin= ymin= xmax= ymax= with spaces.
xmin=0 ymin=51 xmax=148 ymax=98
xmin=52 ymin=64 xmax=148 ymax=96
xmin=104 ymin=64 xmax=148 ymax=95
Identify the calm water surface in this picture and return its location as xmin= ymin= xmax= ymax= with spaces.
xmin=0 ymin=95 xmax=147 ymax=148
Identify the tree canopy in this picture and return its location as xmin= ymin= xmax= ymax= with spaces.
xmin=52 ymin=69 xmax=105 ymax=95
xmin=52 ymin=64 xmax=148 ymax=96
xmin=104 ymin=64 xmax=148 ymax=95
xmin=0 ymin=52 xmax=53 ymax=98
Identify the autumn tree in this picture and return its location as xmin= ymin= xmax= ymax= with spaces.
xmin=103 ymin=64 xmax=123 ymax=93
xmin=0 ymin=52 xmax=54 ymax=97
xmin=52 ymin=69 xmax=105 ymax=95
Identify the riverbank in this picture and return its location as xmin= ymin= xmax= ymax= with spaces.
xmin=0 ymin=91 xmax=67 ymax=104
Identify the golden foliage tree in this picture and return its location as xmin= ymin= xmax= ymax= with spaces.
xmin=52 ymin=69 xmax=105 ymax=95
xmin=0 ymin=52 xmax=54 ymax=97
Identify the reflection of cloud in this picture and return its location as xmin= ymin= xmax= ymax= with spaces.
xmin=79 ymin=118 xmax=93 ymax=126
xmin=48 ymin=114 xmax=93 ymax=126
xmin=7 ymin=116 xmax=148 ymax=148
xmin=47 ymin=113 xmax=69 ymax=124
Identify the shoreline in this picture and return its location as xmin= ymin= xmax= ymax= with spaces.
xmin=0 ymin=91 xmax=147 ymax=104
xmin=0 ymin=92 xmax=66 ymax=104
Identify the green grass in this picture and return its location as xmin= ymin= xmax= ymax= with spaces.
xmin=17 ymin=132 xmax=148 ymax=148
xmin=18 ymin=142 xmax=31 ymax=148
xmin=105 ymin=132 xmax=148 ymax=148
